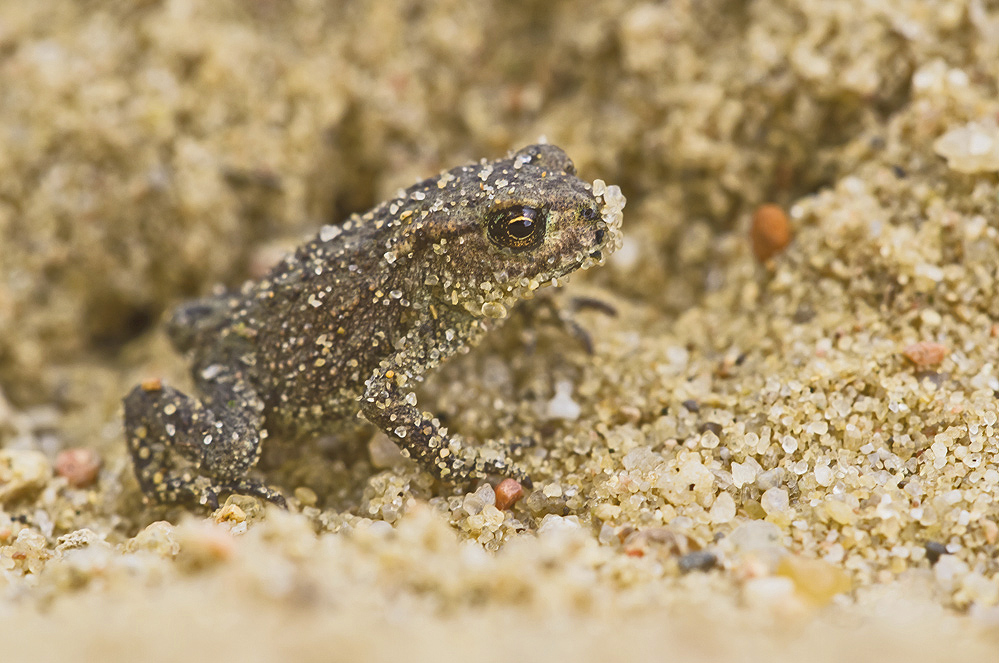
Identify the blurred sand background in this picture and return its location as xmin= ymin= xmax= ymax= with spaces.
xmin=2 ymin=0 xmax=999 ymax=660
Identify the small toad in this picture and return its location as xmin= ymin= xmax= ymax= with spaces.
xmin=123 ymin=144 xmax=624 ymax=508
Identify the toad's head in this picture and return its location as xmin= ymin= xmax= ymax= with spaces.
xmin=397 ymin=144 xmax=624 ymax=319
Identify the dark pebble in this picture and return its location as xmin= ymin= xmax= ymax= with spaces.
xmin=678 ymin=550 xmax=718 ymax=573
xmin=924 ymin=541 xmax=948 ymax=565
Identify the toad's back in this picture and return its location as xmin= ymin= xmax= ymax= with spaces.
xmin=199 ymin=219 xmax=414 ymax=435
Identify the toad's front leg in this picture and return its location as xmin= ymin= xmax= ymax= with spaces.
xmin=360 ymin=358 xmax=532 ymax=488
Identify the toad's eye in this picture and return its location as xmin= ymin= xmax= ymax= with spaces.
xmin=487 ymin=205 xmax=546 ymax=251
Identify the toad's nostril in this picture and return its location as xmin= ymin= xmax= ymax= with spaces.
xmin=594 ymin=228 xmax=606 ymax=245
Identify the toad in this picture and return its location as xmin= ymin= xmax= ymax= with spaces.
xmin=123 ymin=144 xmax=624 ymax=508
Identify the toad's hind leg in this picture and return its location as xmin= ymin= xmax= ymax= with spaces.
xmin=123 ymin=375 xmax=285 ymax=508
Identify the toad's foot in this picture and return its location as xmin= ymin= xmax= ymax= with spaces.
xmin=123 ymin=379 xmax=285 ymax=509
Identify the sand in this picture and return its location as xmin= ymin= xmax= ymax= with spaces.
xmin=2 ymin=1 xmax=999 ymax=660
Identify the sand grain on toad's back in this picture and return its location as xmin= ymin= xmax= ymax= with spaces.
xmin=123 ymin=144 xmax=623 ymax=509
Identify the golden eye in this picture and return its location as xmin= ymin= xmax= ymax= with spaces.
xmin=487 ymin=205 xmax=546 ymax=251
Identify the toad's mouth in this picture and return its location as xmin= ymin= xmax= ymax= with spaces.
xmin=552 ymin=246 xmax=605 ymax=280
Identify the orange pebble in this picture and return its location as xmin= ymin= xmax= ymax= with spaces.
xmin=902 ymin=341 xmax=949 ymax=367
xmin=494 ymin=478 xmax=525 ymax=510
xmin=55 ymin=448 xmax=102 ymax=488
xmin=140 ymin=377 xmax=163 ymax=392
xmin=750 ymin=204 xmax=792 ymax=262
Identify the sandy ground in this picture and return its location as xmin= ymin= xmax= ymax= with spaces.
xmin=2 ymin=1 xmax=999 ymax=660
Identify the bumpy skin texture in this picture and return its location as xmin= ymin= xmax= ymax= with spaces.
xmin=123 ymin=144 xmax=614 ymax=508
